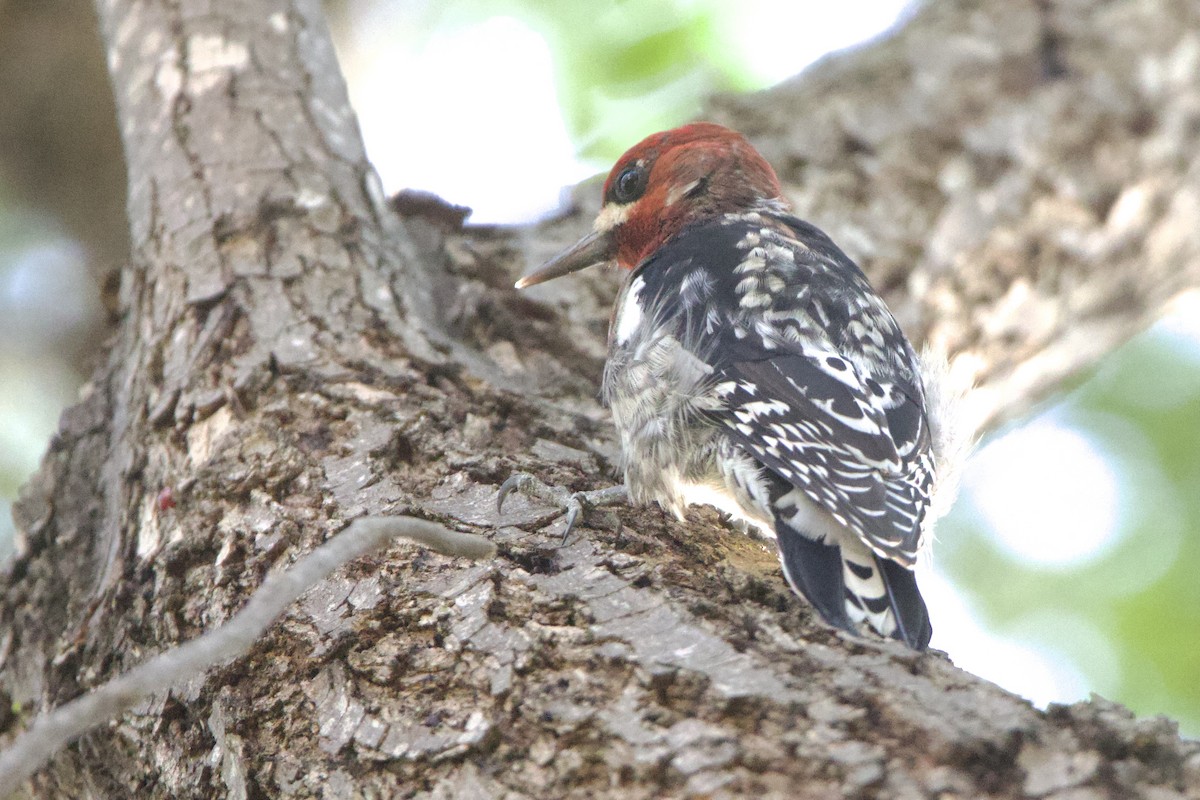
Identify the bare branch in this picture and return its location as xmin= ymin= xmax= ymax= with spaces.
xmin=0 ymin=517 xmax=494 ymax=797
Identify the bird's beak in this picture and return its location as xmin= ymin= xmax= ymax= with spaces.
xmin=515 ymin=229 xmax=615 ymax=289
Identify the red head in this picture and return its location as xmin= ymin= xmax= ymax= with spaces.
xmin=516 ymin=123 xmax=785 ymax=288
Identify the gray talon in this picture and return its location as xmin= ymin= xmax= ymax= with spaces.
xmin=496 ymin=473 xmax=530 ymax=514
xmin=495 ymin=474 xmax=627 ymax=546
xmin=561 ymin=495 xmax=583 ymax=545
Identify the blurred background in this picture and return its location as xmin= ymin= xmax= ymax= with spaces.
xmin=1 ymin=0 xmax=1196 ymax=735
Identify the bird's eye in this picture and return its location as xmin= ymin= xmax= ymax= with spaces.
xmin=612 ymin=164 xmax=647 ymax=204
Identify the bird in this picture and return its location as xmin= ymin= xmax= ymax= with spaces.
xmin=510 ymin=122 xmax=964 ymax=650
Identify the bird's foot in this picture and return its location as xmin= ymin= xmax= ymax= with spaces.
xmin=496 ymin=473 xmax=626 ymax=545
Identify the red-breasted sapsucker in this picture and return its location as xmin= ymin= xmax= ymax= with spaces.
xmin=515 ymin=123 xmax=962 ymax=650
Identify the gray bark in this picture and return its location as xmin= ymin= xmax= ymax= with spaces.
xmin=2 ymin=0 xmax=1199 ymax=797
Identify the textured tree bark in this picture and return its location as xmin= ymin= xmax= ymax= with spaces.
xmin=2 ymin=0 xmax=1199 ymax=798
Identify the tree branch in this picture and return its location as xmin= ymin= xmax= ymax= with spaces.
xmin=1 ymin=0 xmax=1198 ymax=797
xmin=0 ymin=517 xmax=494 ymax=798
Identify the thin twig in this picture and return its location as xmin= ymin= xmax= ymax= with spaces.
xmin=0 ymin=516 xmax=495 ymax=798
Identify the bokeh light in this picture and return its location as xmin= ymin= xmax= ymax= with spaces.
xmin=963 ymin=416 xmax=1123 ymax=568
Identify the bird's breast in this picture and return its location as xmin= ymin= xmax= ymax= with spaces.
xmin=602 ymin=274 xmax=725 ymax=510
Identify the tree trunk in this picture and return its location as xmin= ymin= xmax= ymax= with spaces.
xmin=3 ymin=0 xmax=1200 ymax=797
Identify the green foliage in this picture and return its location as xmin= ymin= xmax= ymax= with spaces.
xmin=942 ymin=330 xmax=1200 ymax=736
xmin=432 ymin=0 xmax=757 ymax=159
xmin=1077 ymin=335 xmax=1200 ymax=735
xmin=0 ymin=203 xmax=86 ymax=537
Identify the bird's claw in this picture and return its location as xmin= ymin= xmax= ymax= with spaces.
xmin=560 ymin=497 xmax=584 ymax=545
xmin=496 ymin=473 xmax=531 ymax=515
xmin=496 ymin=472 xmax=625 ymax=545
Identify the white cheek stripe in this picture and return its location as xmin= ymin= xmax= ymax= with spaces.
xmin=595 ymin=202 xmax=632 ymax=232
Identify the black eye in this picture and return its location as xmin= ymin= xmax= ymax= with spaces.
xmin=612 ymin=164 xmax=647 ymax=204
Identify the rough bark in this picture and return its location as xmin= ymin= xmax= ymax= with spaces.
xmin=2 ymin=0 xmax=1199 ymax=798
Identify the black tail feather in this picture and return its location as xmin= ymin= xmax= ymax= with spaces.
xmin=876 ymin=557 xmax=932 ymax=650
xmin=774 ymin=523 xmax=932 ymax=650
xmin=774 ymin=526 xmax=856 ymax=634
